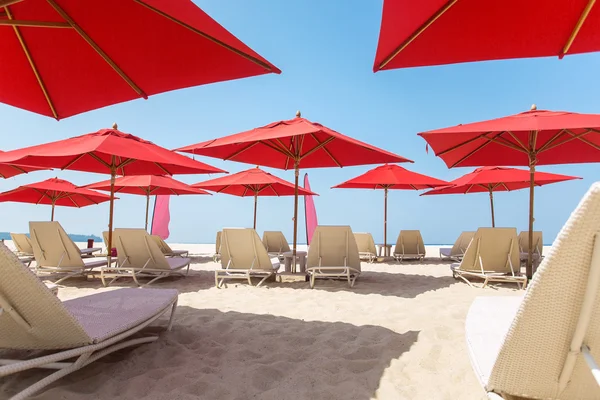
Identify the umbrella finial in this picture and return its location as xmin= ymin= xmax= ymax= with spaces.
xmin=296 ymin=110 xmax=301 ymax=118
xmin=530 ymin=104 xmax=537 ymax=111
xmin=112 ymin=122 xmax=118 ymax=129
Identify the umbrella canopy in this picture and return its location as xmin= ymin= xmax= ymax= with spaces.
xmin=332 ymin=164 xmax=448 ymax=251
xmin=0 ymin=150 xmax=48 ymax=178
xmin=0 ymin=126 xmax=225 ymax=262
xmin=421 ymin=166 xmax=581 ymax=227
xmin=177 ymin=111 xmax=411 ymax=254
xmin=85 ymin=175 xmax=211 ymax=230
xmin=0 ymin=177 xmax=111 ymax=220
xmin=0 ymin=0 xmax=280 ymax=119
xmin=192 ymin=167 xmax=317 ymax=230
xmin=418 ymin=105 xmax=600 ymax=277
xmin=374 ymin=0 xmax=600 ymax=71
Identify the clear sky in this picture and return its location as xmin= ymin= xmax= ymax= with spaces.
xmin=1 ymin=0 xmax=599 ymax=245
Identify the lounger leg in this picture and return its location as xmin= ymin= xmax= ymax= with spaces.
xmin=456 ymin=274 xmax=475 ymax=288
xmin=131 ymin=270 xmax=142 ymax=286
xmin=310 ymin=274 xmax=315 ymax=289
xmin=167 ymin=298 xmax=178 ymax=331
xmin=482 ymin=277 xmax=489 ymax=288
xmin=185 ymin=263 xmax=190 ymax=276
xmin=256 ymin=273 xmax=272 ymax=287
xmin=214 ymin=271 xmax=219 ymax=288
xmin=347 ymin=271 xmax=351 ymax=287
xmin=247 ymin=273 xmax=253 ymax=286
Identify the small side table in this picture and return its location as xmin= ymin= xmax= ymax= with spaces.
xmin=282 ymin=251 xmax=307 ymax=273
xmin=376 ymin=244 xmax=392 ymax=257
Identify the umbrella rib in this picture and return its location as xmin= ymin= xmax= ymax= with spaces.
xmin=46 ymin=0 xmax=147 ymax=99
xmin=132 ymin=0 xmax=278 ymax=73
xmin=31 ymin=187 xmax=51 ymax=205
xmin=225 ymin=142 xmax=260 ymax=160
xmin=300 ymin=137 xmax=336 ymax=161
xmin=561 ymin=0 xmax=597 ymax=57
xmin=0 ymin=1 xmax=23 ymax=7
xmin=0 ymin=20 xmax=71 ymax=28
xmin=5 ymin=6 xmax=58 ymax=119
xmin=437 ymin=131 xmax=494 ymax=156
xmin=62 ymin=153 xmax=89 ymax=170
xmin=449 ymin=133 xmax=526 ymax=168
xmin=537 ymin=129 xmax=569 ymax=153
xmin=272 ymin=138 xmax=296 ymax=158
xmin=307 ymin=133 xmax=340 ymax=166
xmin=377 ymin=0 xmax=459 ymax=70
xmin=565 ymin=129 xmax=600 ymax=151
xmin=504 ymin=131 xmax=529 ymax=152
xmin=87 ymin=153 xmax=112 ymax=169
xmin=215 ymin=185 xmax=231 ymax=193
xmin=543 ymin=129 xmax=600 ymax=152
xmin=154 ymin=162 xmax=172 ymax=176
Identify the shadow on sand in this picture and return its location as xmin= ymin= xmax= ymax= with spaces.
xmin=2 ymin=307 xmax=419 ymax=400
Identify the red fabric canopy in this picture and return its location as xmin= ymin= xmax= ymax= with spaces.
xmin=0 ymin=0 xmax=280 ymax=119
xmin=374 ymin=0 xmax=600 ymax=71
xmin=421 ymin=166 xmax=581 ymax=195
xmin=85 ymin=175 xmax=211 ymax=196
xmin=0 ymin=150 xmax=47 ymax=179
xmin=176 ymin=115 xmax=412 ymax=169
xmin=0 ymin=177 xmax=111 ymax=207
xmin=418 ymin=107 xmax=600 ymax=168
xmin=193 ymin=167 xmax=317 ymax=197
xmin=0 ymin=127 xmax=226 ymax=176
xmin=332 ymin=163 xmax=447 ymax=190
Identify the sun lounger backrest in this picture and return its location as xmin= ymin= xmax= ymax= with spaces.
xmin=395 ymin=230 xmax=425 ymax=255
xmin=221 ymin=228 xmax=273 ymax=271
xmin=488 ymin=183 xmax=600 ymax=399
xmin=150 ymin=235 xmax=173 ymax=254
xmin=262 ymin=231 xmax=290 ymax=253
xmin=113 ymin=229 xmax=170 ymax=270
xmin=459 ymin=228 xmax=519 ymax=274
xmin=29 ymin=221 xmax=85 ymax=268
xmin=518 ymin=231 xmax=543 ymax=255
xmin=307 ymin=226 xmax=361 ymax=271
xmin=102 ymin=231 xmax=110 ymax=249
xmin=10 ymin=233 xmax=33 ymax=255
xmin=0 ymin=242 xmax=90 ymax=349
xmin=354 ymin=232 xmax=377 ymax=255
xmin=215 ymin=231 xmax=222 ymax=254
xmin=451 ymin=231 xmax=475 ymax=257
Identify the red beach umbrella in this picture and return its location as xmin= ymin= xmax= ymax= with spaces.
xmin=0 ymin=125 xmax=225 ymax=263
xmin=85 ymin=175 xmax=211 ymax=230
xmin=0 ymin=0 xmax=280 ymax=119
xmin=421 ymin=166 xmax=581 ymax=227
xmin=0 ymin=177 xmax=111 ymax=220
xmin=177 ymin=111 xmax=412 ymax=255
xmin=418 ymin=105 xmax=600 ymax=277
xmin=192 ymin=167 xmax=317 ymax=230
xmin=332 ymin=163 xmax=448 ymax=252
xmin=0 ymin=150 xmax=48 ymax=178
xmin=374 ymin=0 xmax=600 ymax=71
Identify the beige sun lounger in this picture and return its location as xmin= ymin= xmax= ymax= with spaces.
xmin=216 ymin=228 xmax=280 ymax=288
xmin=451 ymin=228 xmax=526 ymax=289
xmin=354 ymin=232 xmax=377 ymax=263
xmin=105 ymin=229 xmax=191 ymax=286
xmin=262 ymin=230 xmax=291 ymax=258
xmin=393 ymin=230 xmax=426 ymax=262
xmin=10 ymin=233 xmax=33 ymax=256
xmin=440 ymin=231 xmax=475 ymax=261
xmin=0 ymin=241 xmax=178 ymax=400
xmin=466 ymin=182 xmax=600 ymax=399
xmin=306 ymin=226 xmax=361 ymax=288
xmin=150 ymin=235 xmax=189 ymax=257
xmin=29 ymin=222 xmax=108 ymax=284
xmin=213 ymin=231 xmax=222 ymax=262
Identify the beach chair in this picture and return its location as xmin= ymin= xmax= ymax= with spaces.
xmin=262 ymin=231 xmax=290 ymax=259
xmin=104 ymin=228 xmax=191 ymax=286
xmin=216 ymin=228 xmax=280 ymax=288
xmin=29 ymin=222 xmax=108 ymax=284
xmin=465 ymin=182 xmax=600 ymax=399
xmin=306 ymin=226 xmax=361 ymax=288
xmin=0 ymin=241 xmax=178 ymax=400
xmin=213 ymin=231 xmax=222 ymax=262
xmin=451 ymin=228 xmax=526 ymax=289
xmin=354 ymin=232 xmax=377 ymax=263
xmin=440 ymin=231 xmax=475 ymax=261
xmin=518 ymin=231 xmax=543 ymax=267
xmin=150 ymin=235 xmax=189 ymax=257
xmin=393 ymin=230 xmax=426 ymax=262
xmin=10 ymin=233 xmax=33 ymax=256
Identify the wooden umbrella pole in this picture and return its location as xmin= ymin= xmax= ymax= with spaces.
xmin=51 ymin=201 xmax=55 ymax=221
xmin=489 ymin=189 xmax=495 ymax=228
xmin=145 ymin=193 xmax=150 ymax=231
xmin=107 ymin=160 xmax=116 ymax=267
xmin=384 ymin=187 xmax=388 ymax=251
xmin=253 ymin=192 xmax=258 ymax=230
xmin=527 ymin=159 xmax=536 ymax=279
xmin=292 ymin=161 xmax=299 ymax=257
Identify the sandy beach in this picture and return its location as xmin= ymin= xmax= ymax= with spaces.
xmin=0 ymin=247 xmax=525 ymax=400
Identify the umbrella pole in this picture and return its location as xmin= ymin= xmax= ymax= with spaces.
xmin=384 ymin=187 xmax=388 ymax=252
xmin=145 ymin=193 xmax=150 ymax=231
xmin=489 ymin=190 xmax=495 ymax=228
xmin=253 ymin=192 xmax=258 ymax=230
xmin=107 ymin=161 xmax=116 ymax=268
xmin=293 ymin=161 xmax=299 ymax=257
xmin=51 ymin=202 xmax=55 ymax=221
xmin=527 ymin=161 xmax=536 ymax=279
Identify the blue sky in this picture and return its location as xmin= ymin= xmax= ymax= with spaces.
xmin=1 ymin=0 xmax=599 ymax=244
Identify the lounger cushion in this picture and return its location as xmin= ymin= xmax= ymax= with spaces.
xmin=169 ymin=249 xmax=188 ymax=256
xmin=465 ymin=296 xmax=522 ymax=389
xmin=82 ymin=258 xmax=108 ymax=268
xmin=63 ymin=288 xmax=178 ymax=343
xmin=80 ymin=248 xmax=101 ymax=255
xmin=270 ymin=258 xmax=280 ymax=270
xmin=440 ymin=248 xmax=452 ymax=257
xmin=166 ymin=257 xmax=191 ymax=271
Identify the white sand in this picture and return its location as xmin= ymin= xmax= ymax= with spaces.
xmin=0 ymin=254 xmax=525 ymax=399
